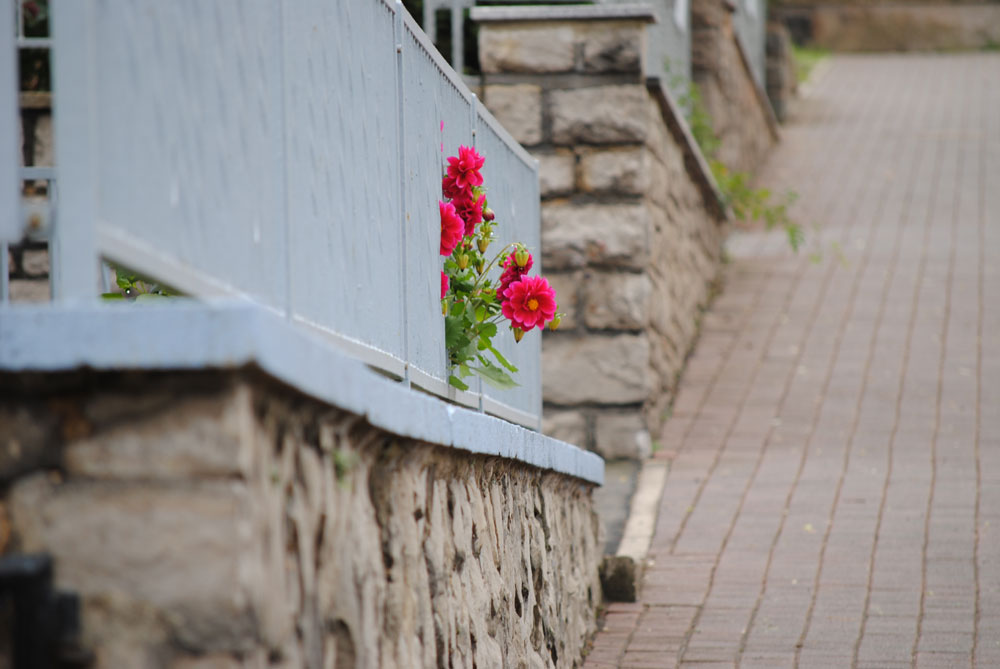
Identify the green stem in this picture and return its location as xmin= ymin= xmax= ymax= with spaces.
xmin=471 ymin=242 xmax=520 ymax=291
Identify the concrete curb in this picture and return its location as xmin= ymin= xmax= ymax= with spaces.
xmin=600 ymin=460 xmax=669 ymax=601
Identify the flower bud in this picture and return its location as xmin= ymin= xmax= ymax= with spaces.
xmin=477 ymin=237 xmax=489 ymax=254
xmin=483 ymin=207 xmax=495 ymax=222
xmin=442 ymin=301 xmax=448 ymax=316
xmin=548 ymin=315 xmax=562 ymax=331
xmin=458 ymin=253 xmax=469 ymax=270
xmin=515 ymin=248 xmax=530 ymax=268
xmin=475 ymin=259 xmax=484 ymax=274
xmin=512 ymin=327 xmax=525 ymax=343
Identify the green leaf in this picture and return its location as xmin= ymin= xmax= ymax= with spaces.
xmin=487 ymin=344 xmax=519 ymax=373
xmin=470 ymin=364 xmax=519 ymax=390
xmin=479 ymin=322 xmax=497 ymax=339
xmin=445 ymin=316 xmax=470 ymax=350
xmin=475 ymin=304 xmax=486 ymax=322
xmin=450 ymin=300 xmax=466 ymax=316
xmin=448 ymin=374 xmax=469 ymax=391
xmin=100 ymin=292 xmax=126 ymax=300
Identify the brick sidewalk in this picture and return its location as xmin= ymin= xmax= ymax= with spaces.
xmin=584 ymin=54 xmax=1000 ymax=668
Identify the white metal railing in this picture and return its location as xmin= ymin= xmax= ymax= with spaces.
xmin=2 ymin=0 xmax=542 ymax=428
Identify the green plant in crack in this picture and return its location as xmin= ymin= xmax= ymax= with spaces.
xmin=669 ymin=63 xmax=805 ymax=253
xmin=101 ymin=266 xmax=180 ymax=301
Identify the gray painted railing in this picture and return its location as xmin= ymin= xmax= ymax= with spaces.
xmin=0 ymin=2 xmax=16 ymax=247
xmin=6 ymin=0 xmax=542 ymax=428
xmin=733 ymin=0 xmax=767 ymax=88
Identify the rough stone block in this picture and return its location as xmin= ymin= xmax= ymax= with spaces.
xmin=542 ymin=202 xmax=649 ymax=270
xmin=483 ymin=84 xmax=542 ymax=146
xmin=583 ymin=272 xmax=651 ymax=331
xmin=542 ymin=334 xmax=652 ymax=405
xmin=8 ymin=475 xmax=257 ymax=652
xmin=600 ymin=555 xmax=640 ymax=602
xmin=536 ymin=150 xmax=576 ymax=197
xmin=542 ymin=409 xmax=589 ymax=449
xmin=544 ymin=271 xmax=581 ymax=330
xmin=594 ymin=410 xmax=652 ymax=460
xmin=579 ymin=23 xmax=644 ymax=73
xmin=21 ymin=248 xmax=50 ymax=276
xmin=479 ymin=25 xmax=576 ymax=74
xmin=9 ymin=278 xmax=49 ymax=302
xmin=65 ymin=388 xmax=253 ymax=481
xmin=551 ymin=85 xmax=649 ymax=145
xmin=579 ymin=147 xmax=648 ymax=195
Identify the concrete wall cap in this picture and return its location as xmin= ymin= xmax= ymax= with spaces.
xmin=471 ymin=4 xmax=657 ymax=24
xmin=0 ymin=302 xmax=604 ymax=485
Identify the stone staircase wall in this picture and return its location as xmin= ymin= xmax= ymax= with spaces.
xmin=475 ymin=7 xmax=729 ymax=460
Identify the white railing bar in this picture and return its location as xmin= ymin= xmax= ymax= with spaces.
xmin=16 ymin=37 xmax=52 ymax=48
xmin=21 ymin=166 xmax=54 ymax=179
xmin=1 ymin=242 xmax=8 ymax=303
xmin=50 ymin=1 xmax=98 ymax=300
xmin=394 ymin=0 xmax=411 ymax=388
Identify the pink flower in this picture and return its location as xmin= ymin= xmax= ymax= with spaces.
xmin=442 ymin=174 xmax=465 ymax=200
xmin=440 ymin=201 xmax=464 ymax=256
xmin=497 ymin=252 xmax=533 ymax=301
xmin=453 ymin=192 xmax=485 ymax=236
xmin=501 ymin=275 xmax=557 ymax=331
xmin=446 ymin=145 xmax=485 ymax=194
xmin=441 ymin=271 xmax=449 ymax=299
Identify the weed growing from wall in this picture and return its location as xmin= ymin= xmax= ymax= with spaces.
xmin=672 ymin=69 xmax=805 ymax=253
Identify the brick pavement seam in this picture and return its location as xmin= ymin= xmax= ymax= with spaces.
xmin=668 ymin=58 xmax=882 ymax=668
xmin=733 ymin=55 xmax=909 ymax=669
xmin=665 ymin=52 xmax=870 ymax=560
xmin=912 ymin=59 xmax=964 ymax=667
xmin=677 ymin=70 xmax=881 ymax=660
xmin=971 ymin=57 xmax=986 ymax=667
xmin=794 ymin=58 xmax=935 ymax=666
xmin=849 ymin=60 xmax=941 ymax=669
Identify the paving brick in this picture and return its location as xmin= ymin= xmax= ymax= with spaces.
xmin=582 ymin=52 xmax=1000 ymax=667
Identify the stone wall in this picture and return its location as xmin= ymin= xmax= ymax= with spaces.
xmin=474 ymin=8 xmax=728 ymax=460
xmin=0 ymin=370 xmax=601 ymax=668
xmin=691 ymin=0 xmax=779 ymax=174
xmin=766 ymin=22 xmax=798 ymax=123
xmin=776 ymin=2 xmax=1000 ymax=51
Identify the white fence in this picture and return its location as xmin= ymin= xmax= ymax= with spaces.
xmin=2 ymin=0 xmax=542 ymax=428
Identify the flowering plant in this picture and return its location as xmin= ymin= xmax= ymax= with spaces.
xmin=439 ymin=145 xmax=561 ymax=391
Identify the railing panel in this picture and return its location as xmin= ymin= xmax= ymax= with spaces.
xmin=475 ymin=107 xmax=541 ymax=425
xmin=284 ymin=0 xmax=405 ymax=362
xmin=401 ymin=15 xmax=473 ymax=391
xmin=734 ymin=0 xmax=767 ymax=87
xmin=47 ymin=0 xmax=542 ymax=427
xmin=89 ymin=1 xmax=288 ymax=308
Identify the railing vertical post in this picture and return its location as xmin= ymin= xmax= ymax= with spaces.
xmin=50 ymin=0 xmax=99 ymax=301
xmin=394 ymin=1 xmax=411 ymax=387
xmin=469 ymin=95 xmax=483 ymax=413
xmin=0 ymin=0 xmax=20 ymax=246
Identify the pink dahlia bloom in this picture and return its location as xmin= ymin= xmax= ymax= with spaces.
xmin=501 ymin=275 xmax=557 ymax=331
xmin=440 ymin=271 xmax=449 ymax=299
xmin=440 ymin=201 xmax=464 ymax=256
xmin=446 ymin=146 xmax=485 ymax=194
xmin=497 ymin=252 xmax=533 ymax=301
xmin=442 ymin=174 xmax=465 ymax=200
xmin=453 ymin=192 xmax=485 ymax=236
